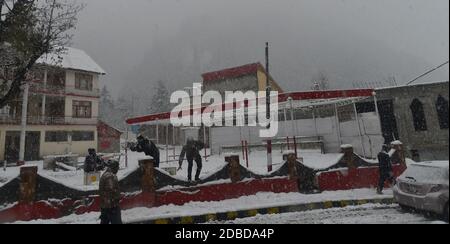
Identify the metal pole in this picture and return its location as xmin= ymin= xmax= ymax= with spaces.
xmin=41 ymin=69 xmax=47 ymax=122
xmin=313 ymin=106 xmax=319 ymax=138
xmin=166 ymin=124 xmax=169 ymax=163
xmin=245 ymin=140 xmax=249 ymax=168
xmin=172 ymin=125 xmax=176 ymax=146
xmin=289 ymin=97 xmax=296 ymax=136
xmin=354 ymin=102 xmax=366 ymax=157
xmin=265 ymin=42 xmax=272 ymax=173
xmin=283 ymin=107 xmax=288 ymax=137
xmin=125 ymin=126 xmax=129 ymax=168
xmin=19 ymin=83 xmax=29 ymax=162
xmin=334 ymin=103 xmax=342 ymax=146
xmin=373 ymin=92 xmax=381 ymax=124
xmin=203 ymin=125 xmax=208 ymax=162
xmin=156 ymin=124 xmax=159 ymax=145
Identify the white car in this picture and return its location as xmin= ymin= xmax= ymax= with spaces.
xmin=393 ymin=161 xmax=449 ymax=221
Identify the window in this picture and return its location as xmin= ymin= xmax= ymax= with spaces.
xmin=73 ymin=101 xmax=92 ymax=118
xmin=75 ymin=73 xmax=93 ymax=91
xmin=436 ymin=95 xmax=449 ymax=129
xmin=72 ymin=131 xmax=95 ymax=141
xmin=410 ymin=99 xmax=428 ymax=131
xmin=45 ymin=131 xmax=68 ymax=142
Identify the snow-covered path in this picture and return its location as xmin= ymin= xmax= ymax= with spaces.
xmin=211 ymin=204 xmax=447 ymax=224
xmin=11 ymin=189 xmax=393 ymax=224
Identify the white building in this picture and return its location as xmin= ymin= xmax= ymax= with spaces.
xmin=0 ymin=47 xmax=105 ymax=162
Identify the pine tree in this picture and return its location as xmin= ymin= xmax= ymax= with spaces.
xmin=99 ymin=85 xmax=115 ymax=123
xmin=149 ymin=80 xmax=171 ymax=114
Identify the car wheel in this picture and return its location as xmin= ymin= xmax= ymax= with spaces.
xmin=399 ymin=204 xmax=411 ymax=213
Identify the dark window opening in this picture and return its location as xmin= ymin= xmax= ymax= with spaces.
xmin=356 ymin=102 xmax=376 ymax=114
xmin=436 ymin=95 xmax=449 ymax=129
xmin=45 ymin=131 xmax=69 ymax=142
xmin=410 ymin=99 xmax=428 ymax=132
xmin=72 ymin=131 xmax=95 ymax=141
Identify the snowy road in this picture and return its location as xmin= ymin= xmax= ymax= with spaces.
xmin=213 ymin=204 xmax=447 ymax=224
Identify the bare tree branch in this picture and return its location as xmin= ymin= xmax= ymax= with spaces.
xmin=0 ymin=0 xmax=83 ymax=108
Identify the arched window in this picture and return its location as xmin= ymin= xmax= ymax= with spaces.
xmin=436 ymin=95 xmax=449 ymax=129
xmin=410 ymin=99 xmax=427 ymax=131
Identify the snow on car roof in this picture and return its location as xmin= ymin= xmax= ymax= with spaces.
xmin=37 ymin=47 xmax=106 ymax=74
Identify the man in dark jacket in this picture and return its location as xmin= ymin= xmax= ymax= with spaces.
xmin=178 ymin=137 xmax=205 ymax=182
xmin=130 ymin=135 xmax=160 ymax=168
xmin=99 ymin=160 xmax=122 ymax=224
xmin=377 ymin=145 xmax=395 ymax=194
xmin=84 ymin=148 xmax=105 ymax=173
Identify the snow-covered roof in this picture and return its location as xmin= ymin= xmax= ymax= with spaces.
xmin=37 ymin=47 xmax=106 ymax=75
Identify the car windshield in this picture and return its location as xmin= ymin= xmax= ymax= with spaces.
xmin=401 ymin=164 xmax=449 ymax=184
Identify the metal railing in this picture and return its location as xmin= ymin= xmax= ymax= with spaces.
xmin=0 ymin=115 xmax=98 ymax=125
xmin=29 ymin=82 xmax=100 ymax=97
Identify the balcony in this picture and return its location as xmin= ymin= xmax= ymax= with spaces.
xmin=29 ymin=82 xmax=100 ymax=98
xmin=0 ymin=115 xmax=98 ymax=126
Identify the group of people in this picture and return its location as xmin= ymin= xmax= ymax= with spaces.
xmin=90 ymin=133 xmax=395 ymax=224
xmin=87 ymin=134 xmax=205 ymax=224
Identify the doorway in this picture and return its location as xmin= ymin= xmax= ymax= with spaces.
xmin=4 ymin=131 xmax=41 ymax=162
xmin=378 ymin=100 xmax=399 ymax=144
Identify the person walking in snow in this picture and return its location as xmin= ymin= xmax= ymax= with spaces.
xmin=99 ymin=160 xmax=122 ymax=224
xmin=178 ymin=137 xmax=205 ymax=182
xmin=377 ymin=144 xmax=395 ymax=194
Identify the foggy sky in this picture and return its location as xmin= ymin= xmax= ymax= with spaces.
xmin=71 ymin=0 xmax=449 ymax=99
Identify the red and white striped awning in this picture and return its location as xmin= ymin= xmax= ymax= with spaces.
xmin=126 ymin=89 xmax=375 ymax=125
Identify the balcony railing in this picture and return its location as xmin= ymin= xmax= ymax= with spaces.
xmin=0 ymin=115 xmax=98 ymax=126
xmin=29 ymin=82 xmax=100 ymax=97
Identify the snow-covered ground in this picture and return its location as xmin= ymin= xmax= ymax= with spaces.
xmin=0 ymin=148 xmax=344 ymax=190
xmin=11 ymin=188 xmax=394 ymax=224
xmin=212 ymin=204 xmax=447 ymax=224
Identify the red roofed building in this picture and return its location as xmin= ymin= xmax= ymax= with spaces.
xmin=202 ymin=63 xmax=284 ymax=96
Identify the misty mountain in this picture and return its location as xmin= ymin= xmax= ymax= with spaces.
xmin=120 ymin=12 xmax=447 ymax=104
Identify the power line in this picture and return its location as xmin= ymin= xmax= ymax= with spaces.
xmin=406 ymin=60 xmax=449 ymax=85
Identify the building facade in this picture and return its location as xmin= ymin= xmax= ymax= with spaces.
xmin=202 ymin=62 xmax=284 ymax=97
xmin=0 ymin=47 xmax=105 ymax=162
xmin=375 ymin=81 xmax=449 ymax=161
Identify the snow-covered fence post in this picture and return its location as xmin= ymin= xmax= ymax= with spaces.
xmin=286 ymin=152 xmax=298 ymax=181
xmin=225 ymin=154 xmax=241 ymax=183
xmin=19 ymin=166 xmax=38 ymax=204
xmin=139 ymin=157 xmax=156 ymax=207
xmin=341 ymin=144 xmax=357 ymax=169
xmin=391 ymin=141 xmax=406 ymax=167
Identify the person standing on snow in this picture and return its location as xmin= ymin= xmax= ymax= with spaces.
xmin=84 ymin=148 xmax=105 ymax=173
xmin=377 ymin=144 xmax=395 ymax=194
xmin=99 ymin=160 xmax=122 ymax=224
xmin=178 ymin=137 xmax=205 ymax=182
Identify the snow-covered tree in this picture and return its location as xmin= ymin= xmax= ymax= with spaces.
xmin=110 ymin=96 xmax=126 ymax=130
xmin=311 ymin=71 xmax=330 ymax=91
xmin=0 ymin=0 xmax=83 ymax=108
xmin=149 ymin=80 xmax=171 ymax=114
xmin=99 ymin=85 xmax=115 ymax=123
